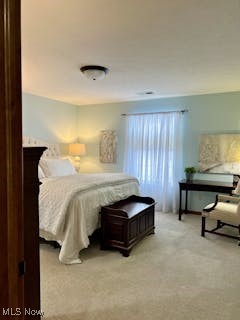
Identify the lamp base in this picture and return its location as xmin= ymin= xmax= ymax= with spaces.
xmin=70 ymin=156 xmax=81 ymax=173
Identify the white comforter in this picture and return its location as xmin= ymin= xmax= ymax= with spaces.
xmin=39 ymin=173 xmax=139 ymax=264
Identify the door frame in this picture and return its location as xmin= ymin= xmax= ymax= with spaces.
xmin=0 ymin=0 xmax=24 ymax=317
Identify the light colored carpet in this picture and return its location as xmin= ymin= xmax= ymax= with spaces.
xmin=40 ymin=213 xmax=240 ymax=320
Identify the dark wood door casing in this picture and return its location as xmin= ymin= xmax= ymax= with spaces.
xmin=0 ymin=0 xmax=24 ymax=317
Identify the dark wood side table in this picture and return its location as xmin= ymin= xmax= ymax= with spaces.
xmin=179 ymin=179 xmax=234 ymax=221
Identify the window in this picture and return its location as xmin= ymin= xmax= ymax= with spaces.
xmin=123 ymin=112 xmax=183 ymax=213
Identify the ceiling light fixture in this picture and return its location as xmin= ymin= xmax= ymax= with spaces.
xmin=80 ymin=65 xmax=109 ymax=81
xmin=138 ymin=91 xmax=155 ymax=96
xmin=145 ymin=91 xmax=154 ymax=95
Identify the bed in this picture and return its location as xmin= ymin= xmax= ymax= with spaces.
xmin=23 ymin=137 xmax=139 ymax=264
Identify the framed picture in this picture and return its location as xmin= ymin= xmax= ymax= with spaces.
xmin=99 ymin=130 xmax=117 ymax=163
xmin=199 ymin=134 xmax=240 ymax=174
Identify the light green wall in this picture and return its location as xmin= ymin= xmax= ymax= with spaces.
xmin=22 ymin=91 xmax=240 ymax=211
xmin=22 ymin=93 xmax=78 ymax=144
xmin=78 ymin=91 xmax=240 ymax=210
xmin=77 ymin=99 xmax=186 ymax=173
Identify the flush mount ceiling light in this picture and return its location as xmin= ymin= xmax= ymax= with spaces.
xmin=80 ymin=65 xmax=109 ymax=81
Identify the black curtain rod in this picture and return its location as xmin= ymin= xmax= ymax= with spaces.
xmin=121 ymin=109 xmax=188 ymax=116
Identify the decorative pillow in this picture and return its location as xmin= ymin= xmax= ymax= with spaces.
xmin=39 ymin=158 xmax=77 ymax=177
xmin=38 ymin=165 xmax=45 ymax=180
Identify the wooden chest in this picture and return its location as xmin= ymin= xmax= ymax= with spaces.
xmin=100 ymin=195 xmax=155 ymax=257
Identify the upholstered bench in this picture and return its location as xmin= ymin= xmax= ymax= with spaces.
xmin=100 ymin=195 xmax=155 ymax=257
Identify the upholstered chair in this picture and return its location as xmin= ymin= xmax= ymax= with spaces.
xmin=201 ymin=194 xmax=240 ymax=244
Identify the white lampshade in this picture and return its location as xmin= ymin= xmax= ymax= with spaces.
xmin=69 ymin=143 xmax=86 ymax=156
xmin=84 ymin=69 xmax=105 ymax=80
xmin=80 ymin=65 xmax=108 ymax=81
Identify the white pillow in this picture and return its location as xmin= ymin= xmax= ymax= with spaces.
xmin=39 ymin=158 xmax=77 ymax=177
xmin=38 ymin=165 xmax=45 ymax=179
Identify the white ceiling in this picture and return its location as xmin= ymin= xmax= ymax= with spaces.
xmin=22 ymin=0 xmax=240 ymax=106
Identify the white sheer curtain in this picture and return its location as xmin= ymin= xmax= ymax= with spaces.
xmin=123 ymin=112 xmax=183 ymax=213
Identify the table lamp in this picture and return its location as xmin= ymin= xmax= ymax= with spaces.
xmin=69 ymin=143 xmax=86 ymax=171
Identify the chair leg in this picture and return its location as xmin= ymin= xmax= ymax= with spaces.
xmin=201 ymin=216 xmax=206 ymax=237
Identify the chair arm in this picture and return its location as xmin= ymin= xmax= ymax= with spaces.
xmin=218 ymin=194 xmax=240 ymax=204
xmin=203 ymin=195 xmax=218 ymax=212
xmin=203 ymin=194 xmax=240 ymax=213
